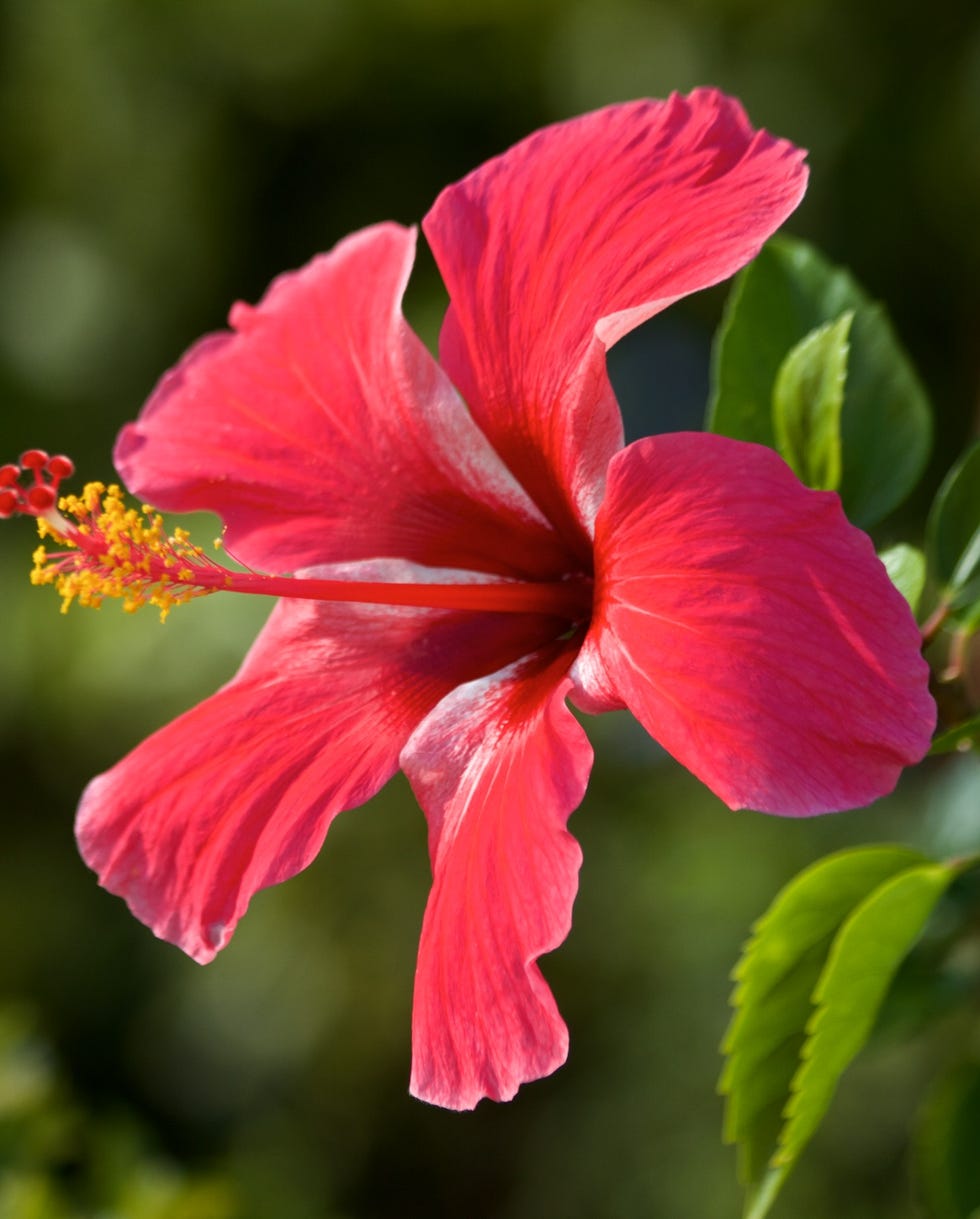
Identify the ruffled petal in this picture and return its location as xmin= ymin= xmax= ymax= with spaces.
xmin=572 ymin=434 xmax=935 ymax=815
xmin=76 ymin=562 xmax=561 ymax=963
xmin=403 ymin=647 xmax=590 ymax=1110
xmin=115 ymin=224 xmax=566 ymax=579
xmin=424 ymin=88 xmax=808 ymax=543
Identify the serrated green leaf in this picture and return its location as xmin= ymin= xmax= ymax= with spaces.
xmin=777 ymin=863 xmax=954 ymax=1174
xmin=879 ymin=543 xmax=927 ymax=614
xmin=915 ymin=1059 xmax=980 ymax=1219
xmin=927 ymin=441 xmax=980 ymax=605
xmin=708 ymin=237 xmax=932 ymax=526
xmin=721 ymin=845 xmax=929 ymax=1215
xmin=771 ymin=311 xmax=852 ymax=491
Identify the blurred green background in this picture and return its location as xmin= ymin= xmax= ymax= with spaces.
xmin=1 ymin=1 xmax=979 ymax=1216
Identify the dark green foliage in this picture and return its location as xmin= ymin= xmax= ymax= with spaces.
xmin=707 ymin=238 xmax=932 ymax=527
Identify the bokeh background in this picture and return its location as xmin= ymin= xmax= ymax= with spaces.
xmin=1 ymin=1 xmax=979 ymax=1216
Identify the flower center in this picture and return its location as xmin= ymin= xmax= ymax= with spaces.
xmin=3 ymin=452 xmax=593 ymax=624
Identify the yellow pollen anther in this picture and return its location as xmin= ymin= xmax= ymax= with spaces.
xmin=30 ymin=482 xmax=218 ymax=622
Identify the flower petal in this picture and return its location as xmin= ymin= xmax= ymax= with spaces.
xmin=115 ymin=223 xmax=566 ymax=579
xmin=573 ymin=434 xmax=935 ymax=815
xmin=76 ymin=563 xmax=561 ymax=963
xmin=403 ymin=647 xmax=590 ymax=1110
xmin=424 ymin=89 xmax=808 ymax=542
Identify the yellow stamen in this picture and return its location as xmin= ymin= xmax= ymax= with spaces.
xmin=31 ymin=482 xmax=218 ymax=622
xmin=18 ymin=474 xmax=593 ymax=622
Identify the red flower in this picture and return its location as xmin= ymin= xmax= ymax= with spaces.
xmin=44 ymin=91 xmax=934 ymax=1108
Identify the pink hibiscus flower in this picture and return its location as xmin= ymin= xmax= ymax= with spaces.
xmin=7 ymin=90 xmax=934 ymax=1110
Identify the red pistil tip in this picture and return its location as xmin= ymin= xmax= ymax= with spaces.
xmin=26 ymin=485 xmax=57 ymax=513
xmin=0 ymin=450 xmax=77 ymax=521
xmin=47 ymin=455 xmax=75 ymax=479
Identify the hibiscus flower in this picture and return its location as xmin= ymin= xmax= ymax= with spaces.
xmin=7 ymin=89 xmax=934 ymax=1110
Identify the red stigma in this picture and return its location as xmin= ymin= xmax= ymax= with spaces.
xmin=47 ymin=455 xmax=75 ymax=480
xmin=0 ymin=451 xmax=76 ymax=519
xmin=26 ymin=485 xmax=57 ymax=513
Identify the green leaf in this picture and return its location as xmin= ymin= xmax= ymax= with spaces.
xmin=771 ymin=311 xmax=852 ymax=491
xmin=777 ymin=863 xmax=954 ymax=1169
xmin=929 ymin=713 xmax=980 ymax=756
xmin=879 ymin=543 xmax=927 ymax=614
xmin=721 ymin=845 xmax=929 ymax=1215
xmin=708 ymin=237 xmax=932 ymax=527
xmin=915 ymin=1060 xmax=980 ymax=1219
xmin=927 ymin=441 xmax=980 ymax=606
